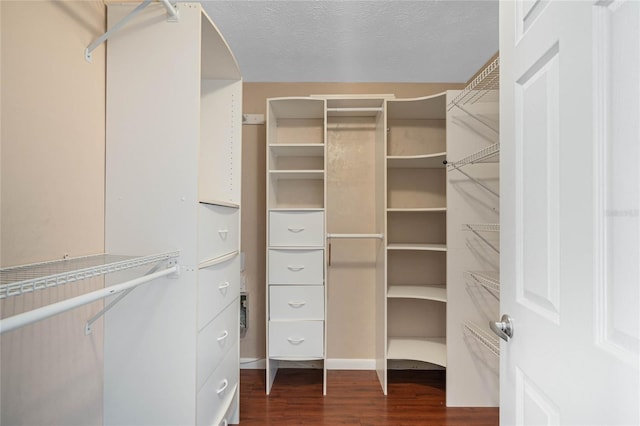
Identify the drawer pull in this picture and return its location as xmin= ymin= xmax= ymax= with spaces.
xmin=287 ymin=337 xmax=305 ymax=345
xmin=217 ymin=330 xmax=229 ymax=342
xmin=287 ymin=265 xmax=305 ymax=272
xmin=218 ymin=281 xmax=230 ymax=290
xmin=288 ymin=301 xmax=307 ymax=308
xmin=287 ymin=227 xmax=305 ymax=233
xmin=216 ymin=379 xmax=229 ymax=395
xmin=218 ymin=229 xmax=229 ymax=239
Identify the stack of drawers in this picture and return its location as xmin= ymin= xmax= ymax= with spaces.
xmin=268 ymin=210 xmax=325 ymax=360
xmin=196 ymin=203 xmax=241 ymax=426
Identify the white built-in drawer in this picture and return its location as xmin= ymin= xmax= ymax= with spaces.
xmin=196 ymin=343 xmax=239 ymax=426
xmin=216 ymin=389 xmax=239 ymax=426
xmin=269 ymin=211 xmax=324 ymax=247
xmin=268 ymin=320 xmax=324 ymax=358
xmin=269 ymin=249 xmax=324 ymax=285
xmin=198 ymin=254 xmax=240 ymax=330
xmin=197 ymin=299 xmax=239 ymax=390
xmin=268 ymin=249 xmax=324 ymax=285
xmin=198 ymin=203 xmax=239 ymax=265
xmin=270 ymin=286 xmax=324 ymax=320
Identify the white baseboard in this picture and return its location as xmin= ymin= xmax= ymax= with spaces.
xmin=239 ymin=358 xmax=443 ymax=371
xmin=239 ymin=358 xmax=266 ymax=369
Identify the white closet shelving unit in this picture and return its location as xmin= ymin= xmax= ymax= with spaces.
xmin=105 ymin=3 xmax=242 ymax=425
xmin=384 ymin=93 xmax=448 ymax=393
xmin=266 ymin=97 xmax=327 ymax=394
xmin=446 ymin=56 xmax=500 ymax=406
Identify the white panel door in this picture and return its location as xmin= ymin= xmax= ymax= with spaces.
xmin=500 ymin=1 xmax=639 ymax=425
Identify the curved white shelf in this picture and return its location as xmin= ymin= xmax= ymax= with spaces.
xmin=0 ymin=251 xmax=179 ymax=299
xmin=387 ymin=152 xmax=447 ymax=169
xmin=199 ymin=199 xmax=240 ymax=209
xmin=386 ymin=207 xmax=446 ymax=213
xmin=463 ymin=321 xmax=500 ymax=357
xmin=387 ymin=243 xmax=447 ymax=252
xmin=387 ymin=337 xmax=447 ymax=367
xmin=387 ymin=285 xmax=446 ymax=302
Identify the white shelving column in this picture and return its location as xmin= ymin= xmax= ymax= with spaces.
xmin=105 ymin=3 xmax=242 ymax=425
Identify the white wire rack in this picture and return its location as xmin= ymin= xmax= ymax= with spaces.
xmin=446 ymin=143 xmax=500 ymax=170
xmin=462 ymin=223 xmax=500 ymax=232
xmin=463 ymin=321 xmax=500 ymax=357
xmin=0 ymin=251 xmax=179 ymax=299
xmin=464 ymin=271 xmax=500 ymax=294
xmin=448 ymin=57 xmax=500 ymax=110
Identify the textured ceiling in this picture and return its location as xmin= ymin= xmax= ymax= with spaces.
xmin=200 ymin=1 xmax=499 ymax=83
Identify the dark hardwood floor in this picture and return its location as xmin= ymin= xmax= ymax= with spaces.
xmin=239 ymin=369 xmax=499 ymax=425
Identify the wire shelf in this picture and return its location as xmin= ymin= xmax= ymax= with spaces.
xmin=0 ymin=251 xmax=179 ymax=299
xmin=462 ymin=223 xmax=500 ymax=232
xmin=448 ymin=57 xmax=500 ymax=110
xmin=447 ymin=143 xmax=499 ymax=170
xmin=463 ymin=321 xmax=500 ymax=357
xmin=465 ymin=271 xmax=500 ymax=294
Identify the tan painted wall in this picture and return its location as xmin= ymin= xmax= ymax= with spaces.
xmin=1 ymin=1 xmax=106 ymax=424
xmin=240 ymin=83 xmax=464 ymax=361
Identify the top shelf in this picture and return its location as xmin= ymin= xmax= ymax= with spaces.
xmin=448 ymin=56 xmax=499 ymax=110
xmin=0 ymin=252 xmax=179 ymax=299
xmin=269 ymin=98 xmax=325 ymax=119
xmin=387 ymin=93 xmax=447 ymax=120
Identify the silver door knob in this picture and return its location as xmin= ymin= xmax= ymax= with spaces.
xmin=490 ymin=314 xmax=514 ymax=342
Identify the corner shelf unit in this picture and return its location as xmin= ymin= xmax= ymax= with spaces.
xmin=384 ymin=92 xmax=448 ymax=386
xmin=266 ymin=97 xmax=328 ymax=394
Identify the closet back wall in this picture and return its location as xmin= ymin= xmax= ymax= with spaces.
xmin=241 ymin=83 xmax=463 ymax=363
xmin=1 ymin=1 xmax=106 ymax=425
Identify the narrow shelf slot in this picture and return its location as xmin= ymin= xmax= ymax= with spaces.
xmin=463 ymin=321 xmax=500 ymax=357
xmin=0 ymin=251 xmax=179 ymax=299
xmin=387 ymin=152 xmax=447 ymax=169
xmin=269 ymin=144 xmax=324 ymax=157
xmin=465 ymin=271 xmax=500 ymax=294
xmin=387 ymin=285 xmax=446 ymax=302
xmin=269 ymin=170 xmax=324 ymax=180
xmin=387 ymin=337 xmax=447 ymax=367
xmin=386 ymin=207 xmax=446 ymax=212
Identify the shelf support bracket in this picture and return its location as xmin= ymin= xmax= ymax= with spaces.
xmin=464 ymin=225 xmax=500 ymax=254
xmin=85 ymin=0 xmax=179 ymax=63
xmin=450 ymin=166 xmax=500 ymax=198
xmin=85 ymin=258 xmax=179 ymax=335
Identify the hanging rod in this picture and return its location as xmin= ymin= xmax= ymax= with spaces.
xmin=463 ymin=321 xmax=500 ymax=357
xmin=0 ymin=265 xmax=179 ymax=335
xmin=327 ymin=233 xmax=384 ymax=239
xmin=462 ymin=224 xmax=500 ymax=254
xmin=85 ymin=0 xmax=178 ymax=63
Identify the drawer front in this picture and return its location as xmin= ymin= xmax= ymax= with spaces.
xmin=269 ymin=211 xmax=324 ymax=247
xmin=270 ymin=286 xmax=324 ymax=320
xmin=197 ymin=344 xmax=239 ymax=426
xmin=198 ymin=254 xmax=240 ymax=330
xmin=217 ymin=390 xmax=239 ymax=426
xmin=268 ymin=249 xmax=324 ymax=285
xmin=197 ymin=299 xmax=239 ymax=390
xmin=198 ymin=204 xmax=239 ymax=264
xmin=269 ymin=320 xmax=324 ymax=358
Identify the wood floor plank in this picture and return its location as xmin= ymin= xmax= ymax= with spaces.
xmin=239 ymin=369 xmax=498 ymax=425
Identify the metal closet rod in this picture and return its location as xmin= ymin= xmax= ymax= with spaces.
xmin=85 ymin=0 xmax=178 ymax=63
xmin=0 ymin=265 xmax=178 ymax=335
